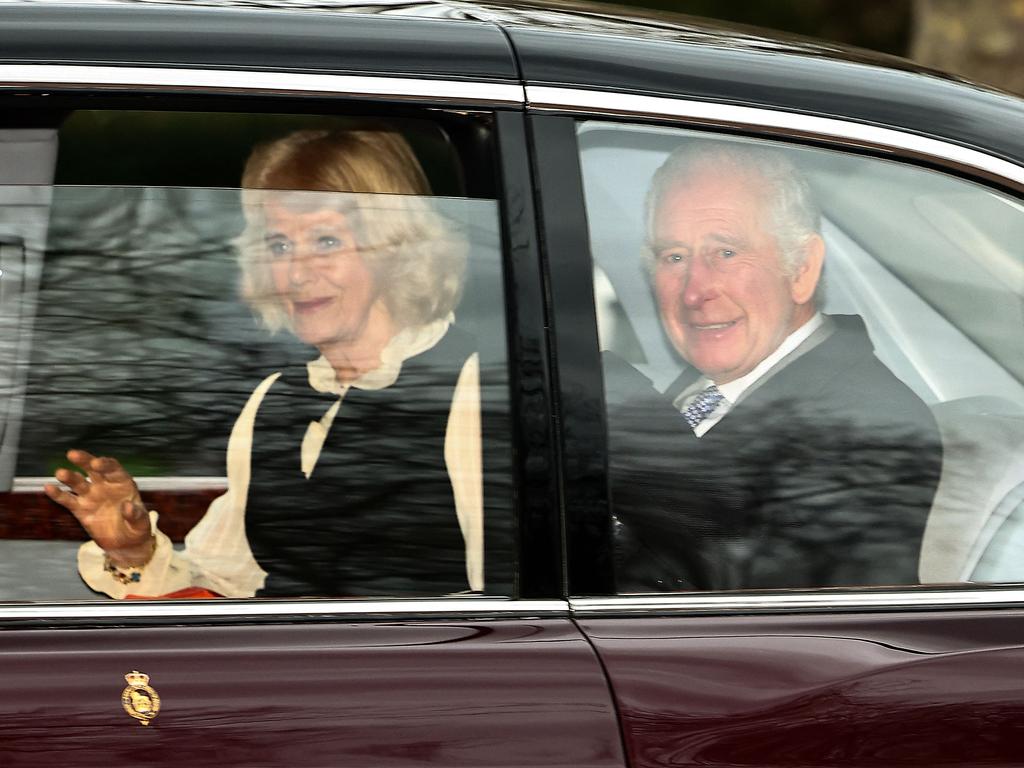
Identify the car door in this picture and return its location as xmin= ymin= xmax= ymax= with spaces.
xmin=1 ymin=605 xmax=624 ymax=767
xmin=530 ymin=93 xmax=1024 ymax=766
xmin=0 ymin=40 xmax=625 ymax=768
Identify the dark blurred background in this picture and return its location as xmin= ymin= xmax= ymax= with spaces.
xmin=613 ymin=0 xmax=1024 ymax=95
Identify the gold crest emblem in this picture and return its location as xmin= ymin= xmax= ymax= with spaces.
xmin=121 ymin=670 xmax=161 ymax=726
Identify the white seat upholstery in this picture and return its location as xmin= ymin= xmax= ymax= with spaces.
xmin=919 ymin=397 xmax=1024 ymax=582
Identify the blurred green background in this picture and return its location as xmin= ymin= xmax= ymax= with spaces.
xmin=605 ymin=0 xmax=1024 ymax=95
xmin=627 ymin=0 xmax=912 ymax=55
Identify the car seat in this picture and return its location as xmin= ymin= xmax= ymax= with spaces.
xmin=919 ymin=396 xmax=1024 ymax=582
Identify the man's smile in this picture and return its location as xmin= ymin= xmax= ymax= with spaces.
xmin=689 ymin=320 xmax=738 ymax=331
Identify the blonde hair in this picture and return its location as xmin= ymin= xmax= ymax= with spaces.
xmin=237 ymin=129 xmax=467 ymax=332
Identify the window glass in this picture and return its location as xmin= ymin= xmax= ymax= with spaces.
xmin=0 ymin=110 xmax=513 ymax=601
xmin=578 ymin=120 xmax=1024 ymax=592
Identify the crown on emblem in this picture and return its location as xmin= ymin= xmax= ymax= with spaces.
xmin=125 ymin=671 xmax=150 ymax=687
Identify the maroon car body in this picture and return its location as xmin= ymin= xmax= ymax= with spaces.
xmin=1 ymin=613 xmax=624 ymax=766
xmin=1 ymin=1 xmax=1023 ymax=766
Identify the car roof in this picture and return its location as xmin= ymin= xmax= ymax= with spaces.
xmin=2 ymin=0 xmax=1024 ymax=165
xmin=0 ymin=0 xmax=930 ymax=77
xmin=0 ymin=0 xmax=519 ymax=80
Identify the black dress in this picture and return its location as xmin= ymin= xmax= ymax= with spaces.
xmin=245 ymin=325 xmax=476 ymax=597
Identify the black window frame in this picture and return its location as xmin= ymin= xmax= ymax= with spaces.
xmin=0 ymin=89 xmax=563 ymax=605
xmin=536 ymin=108 xmax=1024 ymax=602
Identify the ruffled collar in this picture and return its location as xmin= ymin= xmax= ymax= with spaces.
xmin=304 ymin=316 xmax=452 ymax=396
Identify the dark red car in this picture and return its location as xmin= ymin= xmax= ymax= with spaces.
xmin=1 ymin=1 xmax=1023 ymax=766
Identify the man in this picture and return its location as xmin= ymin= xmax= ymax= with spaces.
xmin=606 ymin=140 xmax=943 ymax=592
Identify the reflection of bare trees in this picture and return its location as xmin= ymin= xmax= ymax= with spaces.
xmin=18 ymin=188 xmax=509 ymax=482
xmin=19 ymin=187 xmax=305 ymax=475
xmin=15 ymin=186 xmax=517 ymax=592
xmin=610 ymin=390 xmax=941 ymax=591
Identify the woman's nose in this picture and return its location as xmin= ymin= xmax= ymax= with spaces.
xmin=287 ymin=248 xmax=314 ymax=286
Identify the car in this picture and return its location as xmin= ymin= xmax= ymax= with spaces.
xmin=0 ymin=0 xmax=1022 ymax=765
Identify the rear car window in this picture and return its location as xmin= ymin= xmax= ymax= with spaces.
xmin=0 ymin=109 xmax=514 ymax=601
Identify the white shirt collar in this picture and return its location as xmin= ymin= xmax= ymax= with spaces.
xmin=675 ymin=312 xmax=824 ymax=436
xmin=305 ymin=317 xmax=452 ymax=396
xmin=714 ymin=311 xmax=824 ymax=404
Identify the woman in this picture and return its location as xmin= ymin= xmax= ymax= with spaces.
xmin=44 ymin=129 xmax=483 ymax=598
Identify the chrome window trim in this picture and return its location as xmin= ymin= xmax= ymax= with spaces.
xmin=571 ymin=589 xmax=1024 ymax=617
xmin=0 ymin=64 xmax=524 ymax=106
xmin=14 ymin=476 xmax=227 ymax=493
xmin=7 ymin=591 xmax=1024 ymax=624
xmin=0 ymin=598 xmax=569 ymax=625
xmin=527 ymin=86 xmax=1024 ymax=191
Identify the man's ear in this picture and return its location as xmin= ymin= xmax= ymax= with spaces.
xmin=789 ymin=234 xmax=825 ymax=305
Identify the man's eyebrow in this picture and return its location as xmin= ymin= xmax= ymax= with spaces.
xmin=705 ymin=231 xmax=751 ymax=249
xmin=650 ymin=232 xmax=749 ymax=251
xmin=650 ymin=239 xmax=691 ymax=253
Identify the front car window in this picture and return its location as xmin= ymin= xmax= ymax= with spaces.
xmin=0 ymin=110 xmax=514 ymax=601
xmin=577 ymin=121 xmax=1024 ymax=592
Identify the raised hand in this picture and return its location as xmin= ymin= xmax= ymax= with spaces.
xmin=44 ymin=449 xmax=154 ymax=567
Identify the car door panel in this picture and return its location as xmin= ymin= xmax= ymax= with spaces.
xmin=579 ymin=610 xmax=1024 ymax=768
xmin=0 ymin=616 xmax=626 ymax=768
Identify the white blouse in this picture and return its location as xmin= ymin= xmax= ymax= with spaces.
xmin=77 ymin=319 xmax=484 ymax=598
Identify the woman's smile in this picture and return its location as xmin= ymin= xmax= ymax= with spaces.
xmin=291 ymin=296 xmax=335 ymax=314
xmin=264 ymin=202 xmax=385 ymax=350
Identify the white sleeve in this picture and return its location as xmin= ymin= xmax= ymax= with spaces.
xmin=77 ymin=373 xmax=279 ymax=598
xmin=78 ymin=510 xmax=193 ymax=598
xmin=445 ymin=353 xmax=483 ymax=592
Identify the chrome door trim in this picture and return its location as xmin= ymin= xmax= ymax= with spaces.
xmin=571 ymin=588 xmax=1024 ymax=617
xmin=0 ymin=598 xmax=569 ymax=626
xmin=527 ymin=86 xmax=1024 ymax=190
xmin=14 ymin=476 xmax=228 ymax=493
xmin=0 ymin=64 xmax=524 ymax=106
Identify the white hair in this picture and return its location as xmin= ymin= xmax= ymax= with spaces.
xmin=645 ymin=139 xmax=822 ymax=278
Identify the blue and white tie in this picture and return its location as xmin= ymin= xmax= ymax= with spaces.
xmin=683 ymin=385 xmax=724 ymax=429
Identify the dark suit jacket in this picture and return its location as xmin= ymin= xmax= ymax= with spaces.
xmin=606 ymin=314 xmax=943 ymax=591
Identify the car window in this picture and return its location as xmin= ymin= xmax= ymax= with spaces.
xmin=577 ymin=120 xmax=1024 ymax=593
xmin=0 ymin=109 xmax=514 ymax=601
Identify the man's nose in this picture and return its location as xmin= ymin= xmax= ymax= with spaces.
xmin=681 ymin=254 xmax=718 ymax=308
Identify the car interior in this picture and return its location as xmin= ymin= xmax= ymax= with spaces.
xmin=2 ymin=111 xmax=1022 ymax=600
xmin=577 ymin=120 xmax=1024 ymax=587
xmin=0 ymin=107 xmax=512 ymax=600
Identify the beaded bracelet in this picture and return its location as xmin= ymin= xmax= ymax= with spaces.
xmin=103 ymin=537 xmax=156 ymax=585
xmin=103 ymin=557 xmax=143 ymax=585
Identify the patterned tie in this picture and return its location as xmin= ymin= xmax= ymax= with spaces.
xmin=683 ymin=384 xmax=724 ymax=429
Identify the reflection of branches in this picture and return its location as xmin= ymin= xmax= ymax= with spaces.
xmin=610 ymin=397 xmax=942 ymax=591
xmin=19 ymin=188 xmax=507 ymax=485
